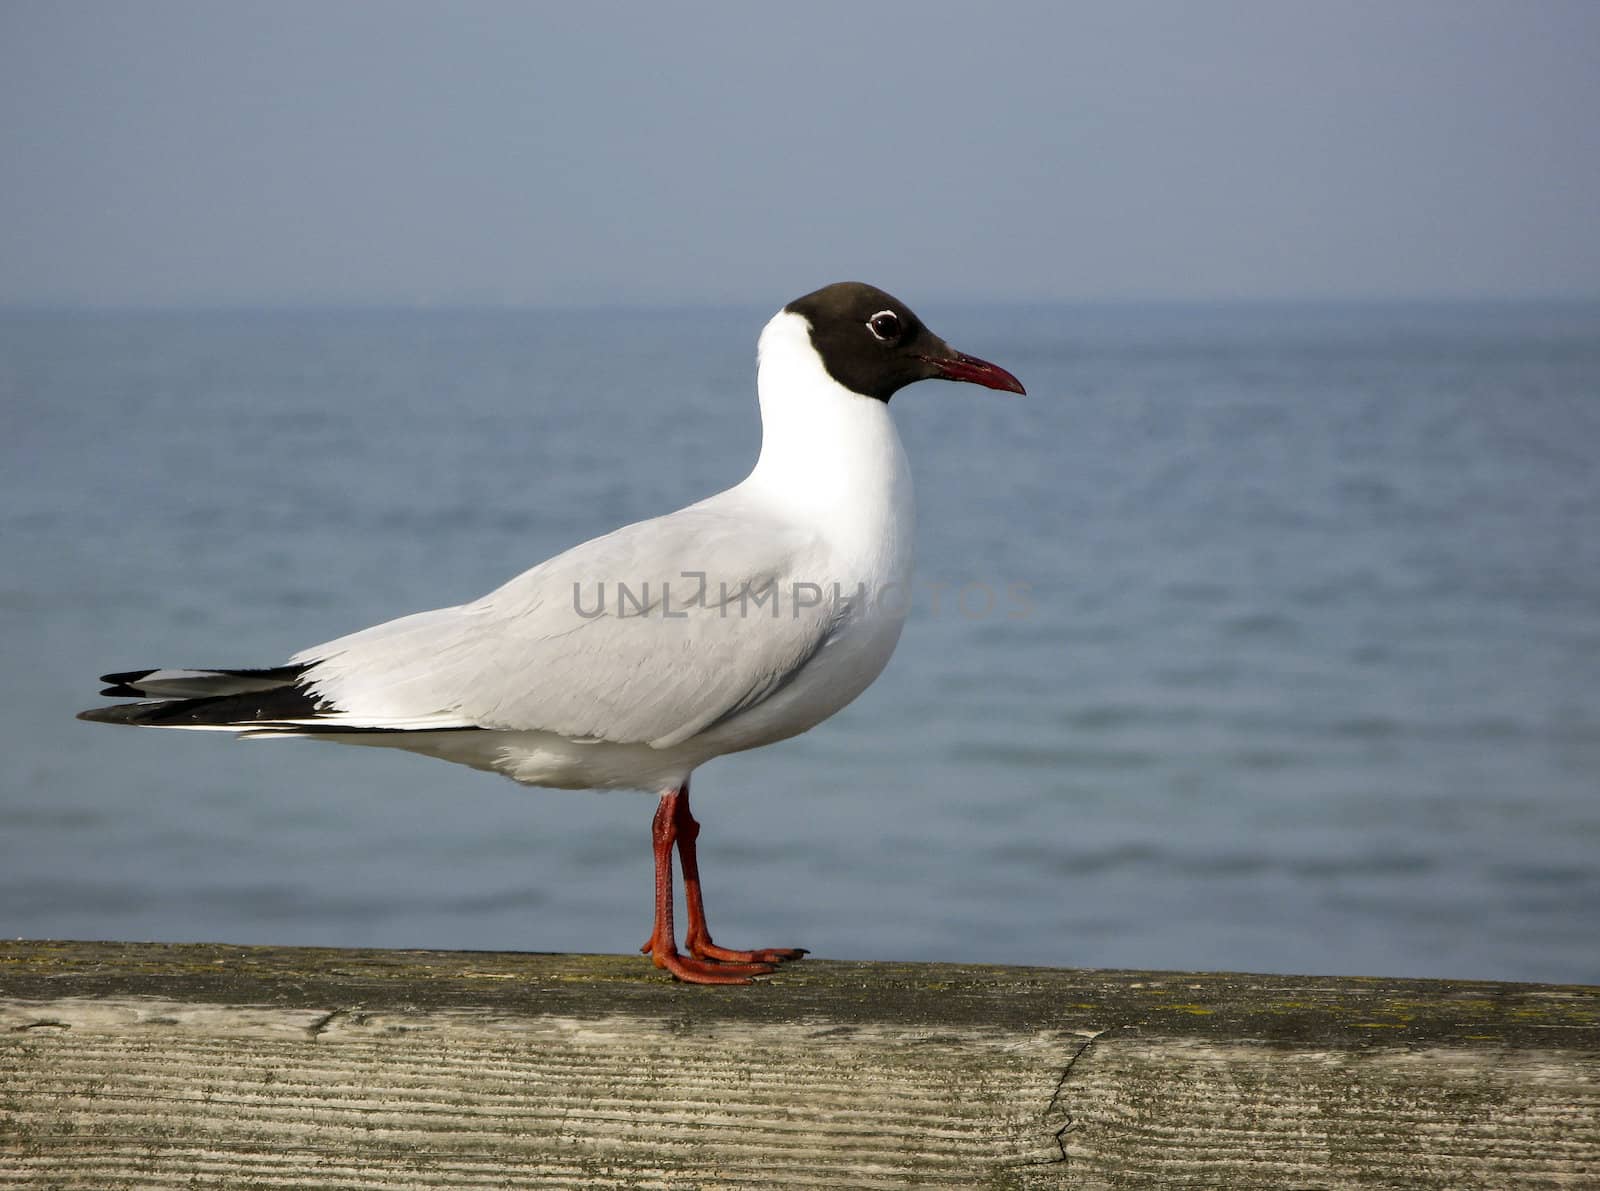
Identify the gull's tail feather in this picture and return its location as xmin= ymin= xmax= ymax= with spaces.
xmin=79 ymin=666 xmax=329 ymax=731
xmin=79 ymin=662 xmax=481 ymax=737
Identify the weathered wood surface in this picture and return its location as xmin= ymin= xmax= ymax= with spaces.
xmin=1 ymin=940 xmax=1596 ymax=1188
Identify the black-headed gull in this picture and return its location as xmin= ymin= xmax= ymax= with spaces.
xmin=80 ymin=281 xmax=1026 ymax=984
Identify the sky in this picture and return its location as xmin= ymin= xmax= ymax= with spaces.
xmin=3 ymin=1 xmax=1598 ymax=308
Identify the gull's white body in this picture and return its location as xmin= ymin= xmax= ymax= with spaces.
xmin=279 ymin=310 xmax=915 ymax=793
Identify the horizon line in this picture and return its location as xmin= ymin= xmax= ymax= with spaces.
xmin=3 ymin=292 xmax=1599 ymax=316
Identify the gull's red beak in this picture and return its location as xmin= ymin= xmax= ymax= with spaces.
xmin=922 ymin=349 xmax=1027 ymax=395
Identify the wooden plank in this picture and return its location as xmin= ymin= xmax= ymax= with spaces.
xmin=2 ymin=940 xmax=1597 ymax=1188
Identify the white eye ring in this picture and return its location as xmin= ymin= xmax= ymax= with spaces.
xmin=867 ymin=310 xmax=902 ymax=341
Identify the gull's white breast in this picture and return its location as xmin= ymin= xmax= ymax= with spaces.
xmin=692 ymin=310 xmax=916 ymax=755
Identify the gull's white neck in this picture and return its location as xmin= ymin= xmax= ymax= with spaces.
xmin=741 ymin=310 xmax=914 ymax=571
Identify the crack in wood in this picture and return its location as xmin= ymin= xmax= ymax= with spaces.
xmin=1025 ymin=1027 xmax=1111 ymax=1169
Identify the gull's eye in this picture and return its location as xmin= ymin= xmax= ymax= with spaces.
xmin=867 ymin=310 xmax=902 ymax=341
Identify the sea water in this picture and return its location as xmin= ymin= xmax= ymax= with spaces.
xmin=2 ymin=301 xmax=1597 ymax=983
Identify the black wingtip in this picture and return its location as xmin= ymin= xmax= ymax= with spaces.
xmin=97 ymin=669 xmax=155 ymax=697
xmin=78 ymin=704 xmax=144 ymax=726
xmin=99 ymin=668 xmax=155 ymax=686
xmin=89 ymin=663 xmax=314 ymax=701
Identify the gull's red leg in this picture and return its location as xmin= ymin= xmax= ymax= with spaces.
xmin=673 ymin=784 xmax=807 ymax=967
xmin=641 ymin=783 xmax=768 ymax=984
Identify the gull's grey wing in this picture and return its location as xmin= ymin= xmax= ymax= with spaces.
xmin=293 ymin=503 xmax=841 ymax=749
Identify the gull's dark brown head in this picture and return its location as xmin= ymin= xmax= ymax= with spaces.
xmin=783 ymin=281 xmax=1026 ymax=402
